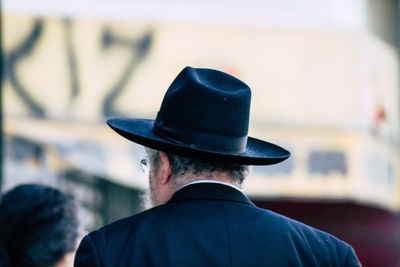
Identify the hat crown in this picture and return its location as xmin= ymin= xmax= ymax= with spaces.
xmin=157 ymin=67 xmax=251 ymax=136
xmin=154 ymin=67 xmax=251 ymax=154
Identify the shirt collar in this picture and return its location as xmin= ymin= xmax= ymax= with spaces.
xmin=179 ymin=179 xmax=242 ymax=192
xmin=169 ymin=181 xmax=253 ymax=206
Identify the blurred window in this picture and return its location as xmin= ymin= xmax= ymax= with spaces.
xmin=308 ymin=150 xmax=347 ymax=176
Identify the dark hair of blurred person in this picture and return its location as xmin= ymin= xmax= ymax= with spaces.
xmin=0 ymin=184 xmax=79 ymax=267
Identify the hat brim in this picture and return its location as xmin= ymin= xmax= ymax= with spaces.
xmin=107 ymin=118 xmax=290 ymax=165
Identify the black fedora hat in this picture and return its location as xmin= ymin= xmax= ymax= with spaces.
xmin=107 ymin=66 xmax=290 ymax=165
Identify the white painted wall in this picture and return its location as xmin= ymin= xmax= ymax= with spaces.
xmin=4 ymin=0 xmax=369 ymax=32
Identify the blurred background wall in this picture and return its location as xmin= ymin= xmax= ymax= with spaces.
xmin=2 ymin=0 xmax=400 ymax=266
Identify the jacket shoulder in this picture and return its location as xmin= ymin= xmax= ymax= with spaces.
xmin=88 ymin=205 xmax=161 ymax=244
xmin=248 ymin=206 xmax=358 ymax=265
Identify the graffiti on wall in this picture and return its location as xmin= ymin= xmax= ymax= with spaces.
xmin=3 ymin=17 xmax=153 ymax=118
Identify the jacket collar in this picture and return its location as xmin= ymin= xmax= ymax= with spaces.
xmin=167 ymin=182 xmax=254 ymax=206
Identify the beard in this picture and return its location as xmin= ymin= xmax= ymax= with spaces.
xmin=139 ymin=186 xmax=164 ymax=210
xmin=139 ymin=171 xmax=162 ymax=210
xmin=139 ymin=186 xmax=153 ymax=210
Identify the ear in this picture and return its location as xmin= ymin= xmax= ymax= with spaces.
xmin=158 ymin=151 xmax=172 ymax=185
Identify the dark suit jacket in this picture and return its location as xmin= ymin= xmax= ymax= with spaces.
xmin=74 ymin=183 xmax=361 ymax=266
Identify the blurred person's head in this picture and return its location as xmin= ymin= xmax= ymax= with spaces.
xmin=0 ymin=184 xmax=79 ymax=267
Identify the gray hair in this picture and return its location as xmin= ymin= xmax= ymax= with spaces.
xmin=145 ymin=148 xmax=250 ymax=185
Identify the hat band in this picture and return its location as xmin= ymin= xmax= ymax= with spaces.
xmin=153 ymin=120 xmax=247 ymax=155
